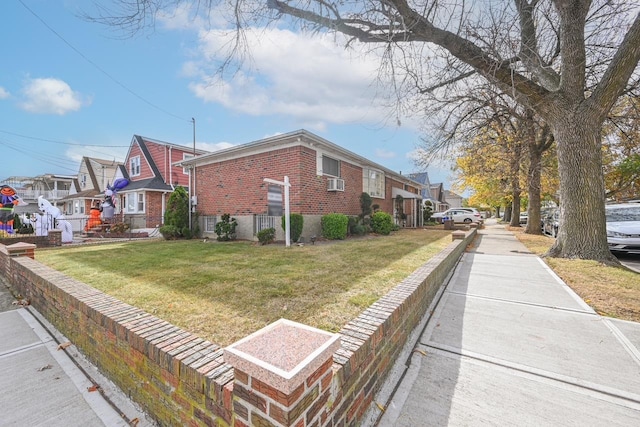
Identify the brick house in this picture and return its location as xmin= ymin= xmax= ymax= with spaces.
xmin=178 ymin=130 xmax=423 ymax=241
xmin=116 ymin=135 xmax=210 ymax=228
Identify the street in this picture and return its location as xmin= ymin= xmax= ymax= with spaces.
xmin=615 ymin=252 xmax=640 ymax=273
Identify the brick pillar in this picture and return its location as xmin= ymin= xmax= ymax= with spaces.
xmin=6 ymin=242 xmax=36 ymax=259
xmin=224 ymin=319 xmax=341 ymax=427
xmin=47 ymin=229 xmax=62 ymax=246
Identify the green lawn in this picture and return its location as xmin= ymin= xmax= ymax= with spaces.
xmin=37 ymin=229 xmax=452 ymax=346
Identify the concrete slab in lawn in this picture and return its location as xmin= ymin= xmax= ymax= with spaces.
xmin=379 ymin=348 xmax=640 ymax=427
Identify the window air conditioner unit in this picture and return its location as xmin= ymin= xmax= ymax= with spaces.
xmin=327 ymin=178 xmax=345 ymax=192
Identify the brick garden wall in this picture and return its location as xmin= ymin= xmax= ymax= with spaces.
xmin=0 ymin=229 xmax=475 ymax=426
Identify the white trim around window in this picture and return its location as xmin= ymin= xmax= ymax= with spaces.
xmin=363 ymin=168 xmax=385 ymax=198
xmin=125 ymin=191 xmax=145 ymax=213
xmin=130 ymin=156 xmax=141 ymax=177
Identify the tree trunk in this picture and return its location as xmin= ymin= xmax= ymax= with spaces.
xmin=509 ymin=140 xmax=523 ymax=227
xmin=525 ymin=145 xmax=543 ymax=234
xmin=546 ymin=115 xmax=616 ymax=262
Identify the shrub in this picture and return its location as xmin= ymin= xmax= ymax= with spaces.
xmin=321 ymin=213 xmax=348 ymax=240
xmin=371 ymin=211 xmax=394 ymax=235
xmin=215 ymin=214 xmax=238 ymax=241
xmin=17 ymin=224 xmax=34 ymax=234
xmin=161 ymin=186 xmax=192 ymax=239
xmin=257 ymin=227 xmax=276 ymax=245
xmin=423 ymin=201 xmax=434 ymax=223
xmin=110 ymin=222 xmax=130 ymax=233
xmin=12 ymin=214 xmax=22 ymax=231
xmin=347 ymin=216 xmax=359 ymax=235
xmin=359 ymin=192 xmax=372 ymax=220
xmin=159 ymin=225 xmax=180 ymax=239
xmin=352 ymin=223 xmax=367 ymax=236
xmin=281 ymin=213 xmax=304 ymax=242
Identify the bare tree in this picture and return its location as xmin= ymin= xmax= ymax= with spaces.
xmin=92 ymin=1 xmax=640 ymax=262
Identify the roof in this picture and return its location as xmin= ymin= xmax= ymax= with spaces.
xmin=177 ymin=129 xmax=422 ymax=188
xmin=119 ymin=177 xmax=173 ymax=192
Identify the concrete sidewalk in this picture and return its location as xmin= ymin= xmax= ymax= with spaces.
xmin=0 ymin=283 xmax=153 ymax=426
xmin=378 ymin=221 xmax=640 ymax=426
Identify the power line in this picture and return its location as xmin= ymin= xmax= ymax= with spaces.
xmin=0 ymin=138 xmax=81 ymax=174
xmin=17 ymin=0 xmax=191 ymax=123
xmin=0 ymin=129 xmax=129 ymax=147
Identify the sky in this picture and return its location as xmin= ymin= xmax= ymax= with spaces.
xmin=1 ymin=0 xmax=454 ymax=188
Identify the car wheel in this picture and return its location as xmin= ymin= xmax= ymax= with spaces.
xmin=463 ymin=218 xmax=472 ymax=224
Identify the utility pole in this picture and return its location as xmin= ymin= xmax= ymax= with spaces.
xmin=189 ymin=118 xmax=196 ymax=231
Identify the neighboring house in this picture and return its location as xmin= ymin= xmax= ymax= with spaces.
xmin=444 ymin=190 xmax=463 ymax=209
xmin=60 ymin=157 xmax=123 ymax=232
xmin=116 ymin=135 xmax=210 ymax=228
xmin=2 ymin=174 xmax=73 ymax=212
xmin=407 ymin=172 xmax=439 ymax=207
xmin=429 ymin=183 xmax=450 ymax=212
xmin=178 ymin=129 xmax=424 ymax=241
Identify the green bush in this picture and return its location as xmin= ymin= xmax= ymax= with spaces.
xmin=321 ymin=213 xmax=348 ymax=240
xmin=161 ymin=186 xmax=193 ymax=239
xmin=281 ymin=213 xmax=304 ymax=242
xmin=215 ymin=213 xmax=238 ymax=241
xmin=159 ymin=225 xmax=180 ymax=239
xmin=423 ymin=201 xmax=433 ymax=223
xmin=359 ymin=192 xmax=372 ymax=220
xmin=257 ymin=227 xmax=276 ymax=245
xmin=371 ymin=211 xmax=394 ymax=235
xmin=352 ymin=223 xmax=367 ymax=236
xmin=347 ymin=216 xmax=359 ymax=235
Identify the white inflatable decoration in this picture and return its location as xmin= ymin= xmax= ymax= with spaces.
xmin=30 ymin=212 xmax=50 ymax=237
xmin=37 ymin=196 xmax=74 ymax=243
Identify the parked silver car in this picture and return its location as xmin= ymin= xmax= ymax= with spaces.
xmin=606 ymin=203 xmax=640 ymax=254
xmin=432 ymin=208 xmax=482 ymax=224
xmin=542 ymin=209 xmax=560 ymax=237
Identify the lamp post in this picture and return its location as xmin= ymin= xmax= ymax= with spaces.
xmin=263 ymin=176 xmax=291 ymax=247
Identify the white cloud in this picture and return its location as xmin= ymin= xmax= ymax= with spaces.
xmin=64 ymin=144 xmax=127 ymax=167
xmin=198 ymin=141 xmax=235 ymax=152
xmin=0 ymin=87 xmax=9 ymax=99
xmin=185 ymin=27 xmax=393 ymax=129
xmin=20 ymin=78 xmax=87 ymax=115
xmin=375 ymin=148 xmax=396 ymax=159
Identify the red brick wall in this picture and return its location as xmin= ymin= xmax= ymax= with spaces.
xmin=195 ymin=146 xmax=364 ymax=217
xmin=145 ymin=192 xmax=164 ymax=227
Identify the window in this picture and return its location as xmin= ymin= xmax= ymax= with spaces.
xmin=322 ymin=155 xmax=340 ymax=177
xmin=363 ymin=168 xmax=385 ymax=198
xmin=130 ymin=156 xmax=141 ymax=177
xmin=204 ymin=216 xmax=217 ymax=232
xmin=73 ymin=200 xmax=85 ymax=214
xmin=80 ymin=174 xmax=87 ymax=188
xmin=183 ymin=154 xmax=194 ymax=174
xmin=126 ymin=192 xmax=145 ymax=213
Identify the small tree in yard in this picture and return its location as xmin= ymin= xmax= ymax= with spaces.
xmin=281 ymin=213 xmax=304 ymax=243
xmin=215 ymin=214 xmax=238 ymax=241
xmin=359 ymin=192 xmax=372 ymax=222
xmin=423 ymin=201 xmax=434 ymax=223
xmin=160 ymin=186 xmax=192 ymax=239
